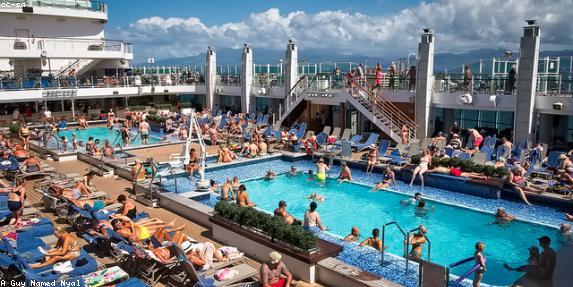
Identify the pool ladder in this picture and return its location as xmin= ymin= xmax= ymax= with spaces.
xmin=381 ymin=221 xmax=431 ymax=273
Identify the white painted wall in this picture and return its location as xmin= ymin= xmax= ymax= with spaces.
xmin=0 ymin=13 xmax=104 ymax=39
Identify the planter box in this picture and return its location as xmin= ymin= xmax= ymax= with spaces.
xmin=400 ymin=166 xmax=503 ymax=199
xmin=210 ymin=216 xmax=342 ymax=284
xmin=148 ymin=121 xmax=164 ymax=133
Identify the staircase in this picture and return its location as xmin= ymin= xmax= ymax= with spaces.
xmin=56 ymin=59 xmax=98 ymax=77
xmin=343 ymin=75 xmax=417 ymax=143
xmin=272 ymin=75 xmax=311 ymax=129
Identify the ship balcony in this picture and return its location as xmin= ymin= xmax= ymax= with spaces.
xmin=0 ymin=37 xmax=133 ymax=60
xmin=3 ymin=0 xmax=109 ymax=21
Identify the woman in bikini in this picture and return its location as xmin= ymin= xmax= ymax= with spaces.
xmin=410 ymin=148 xmax=431 ymax=188
xmin=401 ymin=125 xmax=409 ymax=144
xmin=30 ymin=227 xmax=81 ymax=269
xmin=19 ymin=123 xmax=30 ymax=150
xmin=473 ymin=242 xmax=487 ymax=287
xmin=22 ymin=153 xmax=42 ymax=173
xmin=366 ymin=145 xmax=379 ymax=173
xmin=8 ymin=178 xmax=26 ymax=226
xmin=111 ymin=215 xmax=181 ymax=244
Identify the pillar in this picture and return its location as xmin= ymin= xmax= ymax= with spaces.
xmin=205 ymin=47 xmax=217 ymax=111
xmin=514 ymin=20 xmax=541 ymax=145
xmin=414 ymin=29 xmax=435 ymax=139
xmin=284 ymin=40 xmax=298 ymax=97
xmin=241 ymin=44 xmax=253 ymax=114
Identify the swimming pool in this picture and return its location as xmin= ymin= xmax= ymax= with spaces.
xmin=46 ymin=126 xmax=161 ymax=150
xmin=161 ymin=158 xmax=565 ymax=286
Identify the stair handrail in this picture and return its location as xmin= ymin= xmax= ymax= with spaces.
xmin=381 ymin=221 xmax=408 ymax=267
xmin=271 ymin=75 xmax=316 ymax=127
xmin=344 ymin=74 xmax=417 ymax=139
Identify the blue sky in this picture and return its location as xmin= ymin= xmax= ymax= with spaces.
xmin=107 ymin=0 xmax=572 ymax=62
xmin=106 ymin=0 xmax=422 ymax=28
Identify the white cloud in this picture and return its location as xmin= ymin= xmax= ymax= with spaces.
xmin=109 ymin=0 xmax=573 ymax=61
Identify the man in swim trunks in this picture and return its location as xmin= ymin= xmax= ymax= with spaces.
xmin=260 ymin=251 xmax=293 ymax=287
xmin=343 ymin=226 xmax=360 ymax=242
xmin=406 ymin=225 xmax=427 ymax=261
xmin=360 ymin=228 xmax=386 ymax=251
xmin=316 ymin=158 xmax=329 ymax=181
xmin=274 ymin=200 xmax=301 ymax=225
xmin=139 ymin=119 xmax=150 ymax=144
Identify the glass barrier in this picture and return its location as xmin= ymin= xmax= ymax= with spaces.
xmin=217 ymin=75 xmax=242 ymax=86
xmin=26 ymin=0 xmax=107 ymax=12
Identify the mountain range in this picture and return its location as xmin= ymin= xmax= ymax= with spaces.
xmin=137 ymin=48 xmax=573 ymax=72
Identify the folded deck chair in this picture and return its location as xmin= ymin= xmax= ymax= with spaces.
xmin=322 ymin=126 xmax=332 ymax=136
xmin=377 ymin=140 xmax=391 ymax=163
xmin=472 ymin=151 xmax=487 ymax=165
xmin=418 ymin=259 xmax=448 ymax=287
xmin=340 ymin=129 xmax=352 ymax=141
xmin=389 ymin=148 xmax=408 ymax=166
xmin=353 ymin=133 xmax=379 ymax=152
xmin=331 ymin=127 xmax=341 ymax=138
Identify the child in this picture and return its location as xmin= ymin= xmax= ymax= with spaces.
xmin=473 ymin=242 xmax=486 ymax=287
xmin=72 ymin=133 xmax=78 ymax=151
xmin=60 ymin=136 xmax=68 ymax=152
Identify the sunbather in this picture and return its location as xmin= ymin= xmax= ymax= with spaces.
xmin=30 ymin=226 xmax=81 ymax=269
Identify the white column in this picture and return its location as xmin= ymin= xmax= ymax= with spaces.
xmin=514 ymin=20 xmax=541 ymax=145
xmin=414 ymin=29 xmax=435 ymax=139
xmin=284 ymin=40 xmax=298 ymax=98
xmin=205 ymin=47 xmax=217 ymax=111
xmin=241 ymin=44 xmax=253 ymax=114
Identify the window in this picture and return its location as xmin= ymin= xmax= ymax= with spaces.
xmin=452 ymin=109 xmax=514 ymax=132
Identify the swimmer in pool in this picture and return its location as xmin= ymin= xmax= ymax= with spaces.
xmin=415 ymin=199 xmax=433 ymax=216
xmin=306 ymin=193 xmax=325 ymax=202
xmin=316 ymin=158 xmax=329 ymax=181
xmin=401 ymin=192 xmax=422 ymax=206
xmin=265 ymin=170 xmax=277 ymax=180
xmin=494 ymin=207 xmax=516 ymax=224
xmin=289 ymin=166 xmax=298 ymax=176
xmin=307 ymin=170 xmax=314 ymax=181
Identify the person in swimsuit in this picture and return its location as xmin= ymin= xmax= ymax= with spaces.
xmin=316 ymin=158 xmax=329 ymax=181
xmin=265 ymin=170 xmax=277 ymax=180
xmin=120 ymin=124 xmax=131 ymax=146
xmin=406 ymin=225 xmax=427 ymax=260
xmin=22 ymin=153 xmax=42 ymax=173
xmin=259 ymin=251 xmax=293 ymax=287
xmin=236 ymin=184 xmax=256 ymax=207
xmin=410 ymin=148 xmax=431 ymax=188
xmin=505 ymin=167 xmax=543 ymax=205
xmin=343 ymin=227 xmax=361 ymax=242
xmin=139 ymin=119 xmax=150 ymax=144
xmin=19 ymin=123 xmax=30 ymax=150
xmin=366 ymin=144 xmax=379 ymax=173
xmin=303 ymin=201 xmax=326 ymax=232
xmin=231 ymin=176 xmax=241 ymax=194
xmin=468 ymin=128 xmax=483 ymax=150
xmin=401 ymin=125 xmax=409 ymax=144
xmin=288 ymin=166 xmax=297 ymax=176
xmin=117 ymin=194 xmax=138 ymax=220
xmin=111 ymin=215 xmax=180 ymax=244
xmin=8 ymin=178 xmax=26 ymax=226
xmin=372 ymin=166 xmax=397 ymax=191
xmin=274 ymin=200 xmax=302 ymax=225
xmin=494 ymin=207 xmax=515 ymax=224
xmin=473 ymin=242 xmax=487 ymax=287
xmin=338 ymin=161 xmax=352 ymax=183
xmin=360 ymin=228 xmax=386 ymax=251
xmin=220 ymin=177 xmax=235 ymax=201
xmin=30 ymin=226 xmax=81 ymax=269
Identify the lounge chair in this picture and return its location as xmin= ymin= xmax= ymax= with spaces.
xmin=322 ymin=126 xmax=331 ymax=135
xmin=458 ymin=152 xmax=472 ymax=160
xmin=340 ymin=129 xmax=352 ymax=141
xmin=175 ymin=247 xmax=257 ymax=287
xmin=472 ymin=152 xmax=487 ymax=165
xmin=496 ymin=145 xmax=510 ymax=161
xmin=352 ymin=133 xmax=379 ymax=151
xmin=389 ymin=148 xmax=409 ymax=166
xmin=420 ymin=137 xmax=432 ymax=149
xmin=331 ymin=127 xmax=341 ymax=138
xmin=377 ymin=140 xmax=391 ymax=163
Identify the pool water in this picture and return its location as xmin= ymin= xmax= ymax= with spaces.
xmin=240 ymin=173 xmax=562 ymax=286
xmin=48 ymin=126 xmax=161 ymax=150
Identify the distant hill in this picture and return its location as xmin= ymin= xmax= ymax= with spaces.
xmin=137 ymin=48 xmax=573 ymax=72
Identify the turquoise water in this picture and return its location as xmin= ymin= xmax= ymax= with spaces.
xmin=242 ymin=174 xmax=562 ymax=286
xmin=50 ymin=126 xmax=160 ymax=149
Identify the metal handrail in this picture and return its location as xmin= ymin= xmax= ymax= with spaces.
xmin=271 ymin=75 xmax=310 ymax=126
xmin=381 ymin=221 xmax=407 ymax=267
xmin=406 ymin=226 xmax=431 ymax=272
xmin=345 ymin=74 xmax=417 ymax=140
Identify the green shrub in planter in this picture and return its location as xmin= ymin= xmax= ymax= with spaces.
xmin=148 ymin=110 xmax=158 ymax=115
xmin=145 ymin=114 xmax=164 ymax=123
xmin=214 ymin=201 xmax=317 ymax=250
xmin=89 ymin=113 xmax=99 ymax=120
xmin=8 ymin=122 xmax=20 ymax=135
xmin=128 ymin=105 xmax=147 ymax=111
xmin=154 ymin=103 xmax=173 ymax=110
xmin=495 ymin=167 xmax=507 ymax=177
xmin=472 ymin=164 xmax=484 ymax=174
xmin=410 ymin=154 xmax=421 ymax=165
xmin=482 ymin=165 xmax=497 ymax=176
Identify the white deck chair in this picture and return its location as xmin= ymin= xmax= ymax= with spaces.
xmin=331 ymin=127 xmax=341 ymax=138
xmin=322 ymin=126 xmax=331 ymax=136
xmin=340 ymin=129 xmax=352 ymax=141
xmin=472 ymin=151 xmax=487 ymax=165
xmin=420 ymin=137 xmax=432 ymax=149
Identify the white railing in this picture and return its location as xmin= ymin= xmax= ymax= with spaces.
xmin=0 ymin=38 xmax=132 ymax=54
